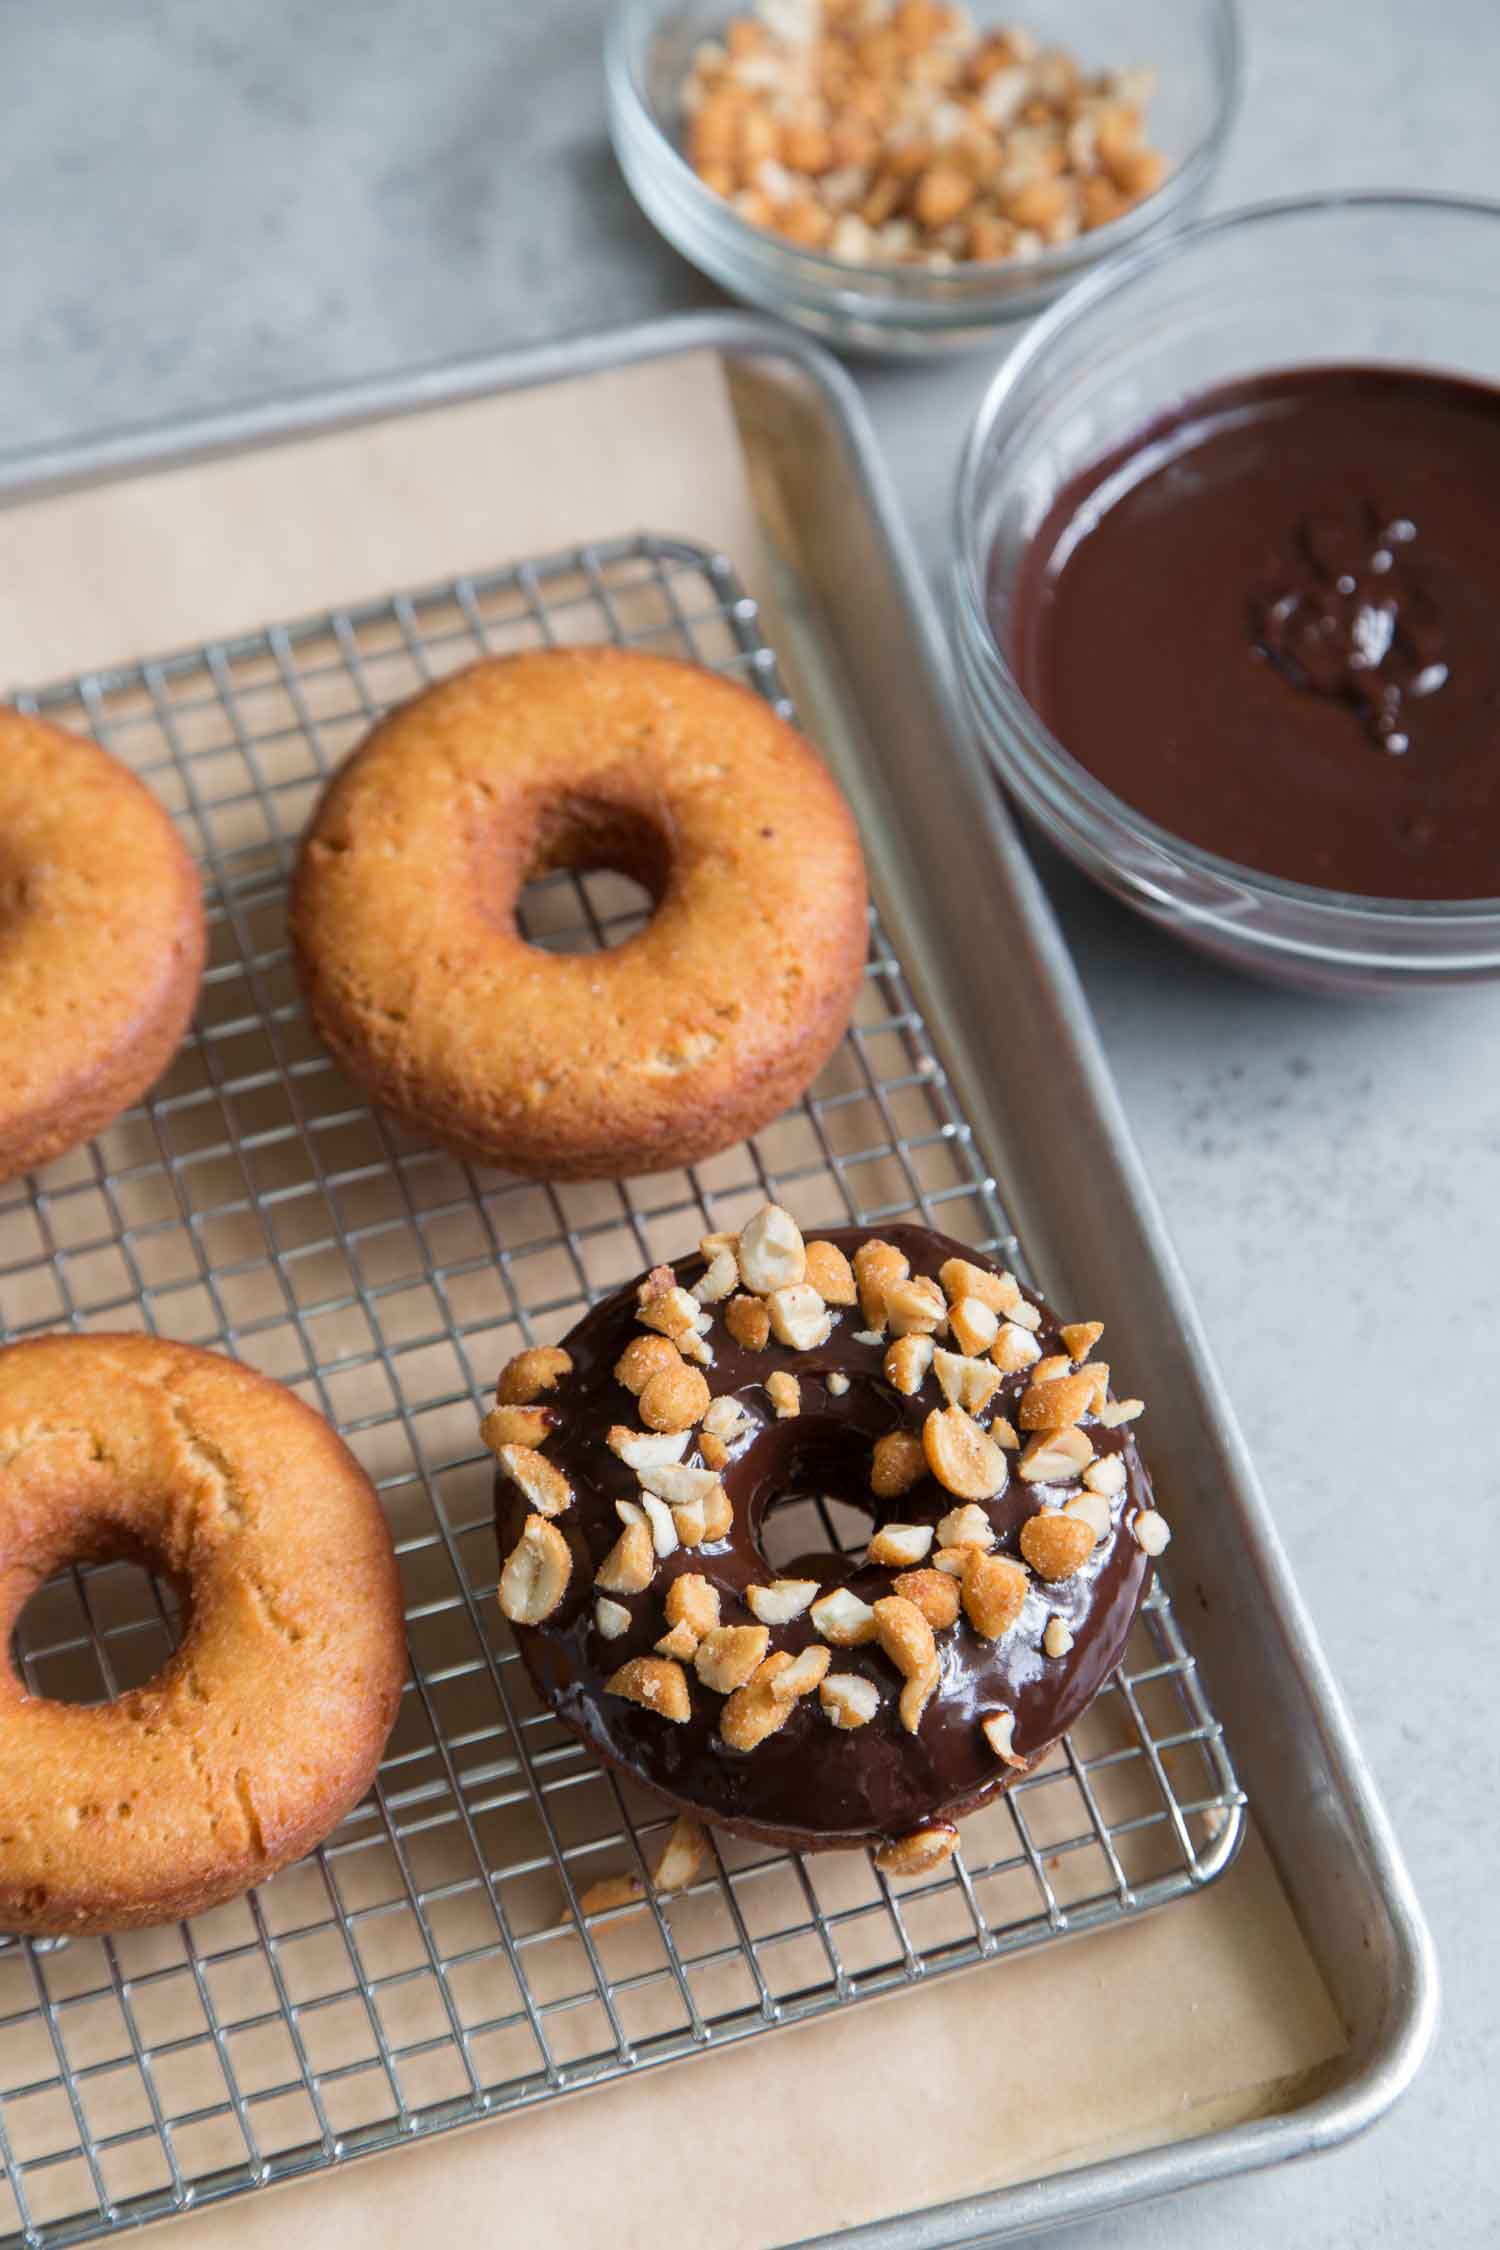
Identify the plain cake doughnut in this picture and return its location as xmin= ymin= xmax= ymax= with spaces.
xmin=0 ymin=711 xmax=206 ymax=1185
xmin=0 ymin=1334 xmax=407 ymax=1935
xmin=289 ymin=646 xmax=869 ymax=1180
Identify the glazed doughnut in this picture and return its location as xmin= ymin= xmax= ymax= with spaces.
xmin=289 ymin=647 xmax=868 ymax=1180
xmin=0 ymin=712 xmax=206 ymax=1186
xmin=487 ymin=1208 xmax=1169 ymax=1874
xmin=0 ymin=1334 xmax=407 ymax=1935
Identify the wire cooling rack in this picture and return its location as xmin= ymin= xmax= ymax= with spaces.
xmin=0 ymin=534 xmax=1244 ymax=2248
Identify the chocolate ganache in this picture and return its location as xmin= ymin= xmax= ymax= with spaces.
xmin=490 ymin=1219 xmax=1160 ymax=1855
xmin=1010 ymin=365 xmax=1500 ymax=899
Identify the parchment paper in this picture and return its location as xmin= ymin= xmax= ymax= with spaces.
xmin=0 ymin=345 xmax=1347 ymax=2245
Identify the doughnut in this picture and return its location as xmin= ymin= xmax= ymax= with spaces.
xmin=0 ymin=1334 xmax=407 ymax=1935
xmin=487 ymin=1208 xmax=1169 ymax=1875
xmin=0 ymin=711 xmax=206 ymax=1186
xmin=289 ymin=647 xmax=868 ymax=1180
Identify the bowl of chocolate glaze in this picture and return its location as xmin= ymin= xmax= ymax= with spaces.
xmin=954 ymin=194 xmax=1500 ymax=989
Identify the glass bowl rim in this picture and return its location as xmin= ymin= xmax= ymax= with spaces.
xmin=954 ymin=188 xmax=1500 ymax=924
xmin=604 ymin=0 xmax=1246 ymax=316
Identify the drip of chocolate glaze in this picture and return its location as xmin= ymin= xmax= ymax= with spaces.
xmin=495 ymin=1224 xmax=1154 ymax=1850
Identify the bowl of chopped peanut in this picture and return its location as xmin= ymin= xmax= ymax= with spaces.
xmin=606 ymin=0 xmax=1241 ymax=354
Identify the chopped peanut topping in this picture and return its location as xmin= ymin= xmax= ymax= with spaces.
xmin=605 ymin=1655 xmax=692 ymax=1722
xmin=700 ymin=1432 xmax=729 ymax=1471
xmin=767 ymin=1281 xmax=834 ymax=1351
xmin=480 ymin=1403 xmax=556 ymax=1453
xmin=1018 ymin=1369 xmax=1099 ymax=1431
xmin=1083 ymin=1453 xmax=1127 ymax=1496
xmin=497 ymin=1346 xmax=573 ymax=1405
xmin=607 ymin=1425 xmax=691 ymax=1470
xmin=694 ymin=1623 xmax=771 ymax=1692
xmin=884 ymin=1332 xmax=935 ymax=1394
xmin=871 ymin=1591 xmax=935 ymax=1666
xmin=931 ymin=1347 xmax=1001 ymax=1415
xmin=899 ymin=1660 xmax=940 ymax=1734
xmin=923 ymin=1404 xmax=1009 ymax=1499
xmin=702 ymin=1393 xmax=750 ymax=1442
xmin=826 ymin=1370 xmax=850 ymax=1397
xmin=736 ymin=1203 xmax=807 ymax=1295
xmin=932 ymin=1545 xmax=970 ymax=1577
xmin=892 ymin=1567 xmax=961 ymax=1630
xmin=935 ymin=1502 xmax=995 ymax=1551
xmin=884 ymin=1275 xmax=948 ymax=1337
xmin=768 ymin=1644 xmax=832 ymax=1702
xmin=982 ymin=1709 xmax=1026 ymax=1768
xmin=804 ymin=1239 xmax=858 ymax=1305
xmin=746 ymin=1577 xmax=819 ymax=1625
xmin=655 ymin=1619 xmax=701 ymax=1660
xmin=1018 ymin=1426 xmax=1094 ymax=1483
xmin=595 ymin=1519 xmax=655 ymax=1596
xmin=693 ymin=1246 xmax=739 ymax=1303
xmin=639 ymin=1362 xmax=712 ymax=1433
xmin=498 ymin=1514 xmax=572 ymax=1625
xmin=1061 ymin=1320 xmax=1104 ymax=1361
xmin=874 ymin=1823 xmax=959 ymax=1879
xmin=939 ymin=1258 xmax=1021 ymax=1316
xmin=725 ymin=1292 xmax=772 ymax=1351
xmin=1043 ymin=1616 xmax=1075 ymax=1659
xmin=949 ymin=1296 xmax=1000 ymax=1357
xmin=871 ymin=1428 xmax=927 ymax=1498
xmin=614 ymin=1333 xmax=683 ymax=1395
xmin=666 ymin=1573 xmax=721 ymax=1637
xmin=636 ymin=1282 xmax=702 ymax=1340
xmin=637 ymin=1491 xmax=679 ymax=1558
xmin=594 ymin=1596 xmax=632 ymax=1639
xmin=638 ymin=1461 xmax=722 ymax=1507
xmin=1019 ymin=1508 xmax=1096 ymax=1582
xmin=1099 ymin=1397 xmax=1145 ymax=1427
xmin=868 ymin=1521 xmax=934 ymax=1567
xmin=1132 ymin=1508 xmax=1171 ymax=1556
xmin=991 ymin=1321 xmax=1043 ymax=1374
xmin=700 ymin=1483 xmax=735 ymax=1541
xmin=720 ymin=1669 xmax=795 ymax=1749
xmin=1063 ymin=1488 xmax=1112 ymax=1545
xmin=766 ymin=1370 xmax=801 ymax=1418
xmin=961 ymin=1550 xmax=1029 ymax=1639
xmin=853 ymin=1238 xmax=908 ymax=1329
xmin=496 ymin=1444 xmax=573 ymax=1518
xmin=810 ymin=1586 xmax=879 ymax=1646
xmin=820 ymin=1672 xmax=880 ymax=1729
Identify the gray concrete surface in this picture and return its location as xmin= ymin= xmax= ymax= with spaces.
xmin=4 ymin=2 xmax=1498 ymax=2242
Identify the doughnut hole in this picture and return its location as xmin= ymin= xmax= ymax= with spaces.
xmin=7 ymin=1528 xmax=186 ymax=1706
xmin=746 ymin=1416 xmax=890 ymax=1585
xmin=507 ymin=795 xmax=671 ymax=957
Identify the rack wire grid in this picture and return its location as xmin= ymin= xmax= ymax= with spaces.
xmin=0 ymin=531 xmax=1244 ymax=2248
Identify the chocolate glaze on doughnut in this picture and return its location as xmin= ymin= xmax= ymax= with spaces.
xmin=495 ymin=1224 xmax=1155 ymax=1851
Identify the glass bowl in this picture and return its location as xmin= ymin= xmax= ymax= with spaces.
xmin=606 ymin=0 xmax=1242 ymax=357
xmin=954 ymin=193 xmax=1500 ymax=992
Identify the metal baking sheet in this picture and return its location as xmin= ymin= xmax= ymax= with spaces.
xmin=0 ymin=316 xmax=1435 ymax=2247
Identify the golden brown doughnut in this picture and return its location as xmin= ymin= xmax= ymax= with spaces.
xmin=289 ymin=647 xmax=869 ymax=1179
xmin=0 ymin=712 xmax=206 ymax=1185
xmin=0 ymin=1334 xmax=407 ymax=1935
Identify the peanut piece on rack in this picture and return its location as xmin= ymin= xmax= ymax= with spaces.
xmin=652 ymin=1816 xmax=708 ymax=1893
xmin=873 ymin=1823 xmax=959 ymax=1878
